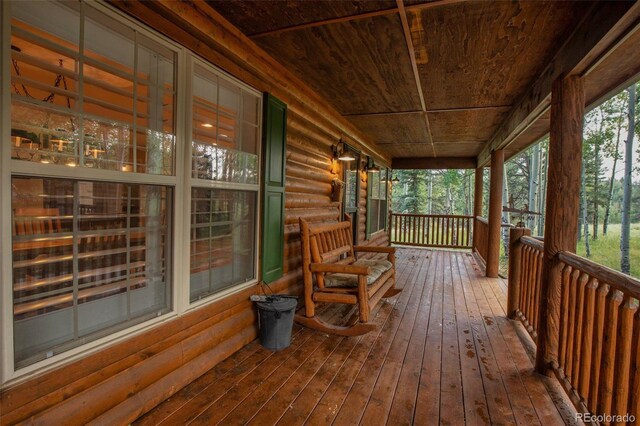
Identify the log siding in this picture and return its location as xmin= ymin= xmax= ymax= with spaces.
xmin=0 ymin=1 xmax=390 ymax=423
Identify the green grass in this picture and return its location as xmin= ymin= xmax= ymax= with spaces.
xmin=498 ymin=223 xmax=640 ymax=279
xmin=576 ymin=223 xmax=640 ymax=279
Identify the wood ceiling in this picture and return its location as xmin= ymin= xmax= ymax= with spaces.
xmin=207 ymin=0 xmax=640 ymax=164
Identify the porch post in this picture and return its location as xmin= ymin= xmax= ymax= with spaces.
xmin=472 ymin=166 xmax=483 ymax=253
xmin=486 ymin=150 xmax=504 ymax=278
xmin=535 ymin=75 xmax=584 ymax=375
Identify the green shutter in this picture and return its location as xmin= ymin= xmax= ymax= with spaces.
xmin=261 ymin=94 xmax=287 ymax=283
xmin=366 ymin=172 xmax=373 ymax=240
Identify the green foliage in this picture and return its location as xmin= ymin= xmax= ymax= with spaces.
xmin=391 ymin=169 xmax=474 ymax=215
xmin=576 ymin=223 xmax=640 ymax=279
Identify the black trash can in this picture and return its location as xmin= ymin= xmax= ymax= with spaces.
xmin=256 ymin=295 xmax=297 ymax=351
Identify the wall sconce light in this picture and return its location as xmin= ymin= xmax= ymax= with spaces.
xmin=332 ymin=139 xmax=356 ymax=162
xmin=365 ymin=156 xmax=380 ymax=173
xmin=391 ymin=173 xmax=400 ymax=183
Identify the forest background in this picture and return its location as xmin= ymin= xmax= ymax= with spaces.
xmin=391 ymin=84 xmax=640 ymax=278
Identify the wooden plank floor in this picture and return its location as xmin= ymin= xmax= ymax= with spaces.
xmin=135 ymin=248 xmax=579 ymax=425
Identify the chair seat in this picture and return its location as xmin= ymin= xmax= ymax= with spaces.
xmin=324 ymin=259 xmax=393 ymax=288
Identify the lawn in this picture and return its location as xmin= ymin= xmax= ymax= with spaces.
xmin=498 ymin=223 xmax=639 ymax=279
xmin=576 ymin=223 xmax=640 ymax=279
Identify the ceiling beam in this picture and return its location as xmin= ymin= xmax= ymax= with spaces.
xmin=342 ymin=105 xmax=512 ymax=117
xmin=477 ymin=1 xmax=639 ymax=168
xmin=251 ymin=8 xmax=398 ymax=38
xmin=250 ymin=0 xmax=469 ymax=39
xmin=396 ymin=0 xmax=435 ymax=157
xmin=393 ymin=157 xmax=477 ymax=169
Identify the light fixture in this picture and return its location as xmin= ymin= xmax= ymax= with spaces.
xmin=201 ymin=123 xmax=213 ymax=128
xmin=366 ymin=157 xmax=380 ymax=173
xmin=391 ymin=175 xmax=400 ymax=183
xmin=332 ymin=139 xmax=356 ymax=162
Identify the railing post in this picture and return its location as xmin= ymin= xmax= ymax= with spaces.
xmin=536 ymin=75 xmax=584 ymax=375
xmin=388 ymin=210 xmax=393 ymax=243
xmin=507 ymin=227 xmax=531 ymax=319
xmin=472 ymin=167 xmax=483 ymax=252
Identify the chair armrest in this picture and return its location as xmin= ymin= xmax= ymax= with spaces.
xmin=309 ymin=263 xmax=370 ymax=275
xmin=353 ymin=245 xmax=395 ymax=254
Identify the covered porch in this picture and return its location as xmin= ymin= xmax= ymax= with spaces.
xmin=1 ymin=0 xmax=640 ymax=424
xmin=136 ymin=248 xmax=575 ymax=425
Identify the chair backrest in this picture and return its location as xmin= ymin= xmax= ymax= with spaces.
xmin=13 ymin=207 xmax=62 ymax=236
xmin=299 ymin=218 xmax=355 ymax=289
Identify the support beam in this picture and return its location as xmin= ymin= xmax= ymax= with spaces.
xmin=486 ymin=150 xmax=504 ymax=278
xmin=396 ymin=0 xmax=436 ymax=157
xmin=472 ymin=166 xmax=484 ymax=253
xmin=477 ymin=1 xmax=637 ymax=167
xmin=535 ymin=76 xmax=584 ymax=375
xmin=392 ymin=157 xmax=476 ymax=170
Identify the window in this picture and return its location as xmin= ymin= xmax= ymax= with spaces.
xmin=10 ymin=1 xmax=176 ymax=173
xmin=7 ymin=1 xmax=177 ymax=371
xmin=368 ymin=168 xmax=388 ymax=235
xmin=189 ymin=62 xmax=261 ymax=302
xmin=2 ymin=0 xmax=262 ymax=378
xmin=12 ymin=178 xmax=171 ymax=368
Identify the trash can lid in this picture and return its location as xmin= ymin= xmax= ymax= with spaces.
xmin=256 ymin=295 xmax=297 ymax=312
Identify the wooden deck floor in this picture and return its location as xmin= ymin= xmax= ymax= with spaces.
xmin=135 ymin=248 xmax=578 ymax=425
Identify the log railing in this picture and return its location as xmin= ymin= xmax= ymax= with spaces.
xmin=553 ymin=251 xmax=639 ymax=421
xmin=509 ymin=235 xmax=543 ymax=342
xmin=509 ymin=228 xmax=640 ymax=421
xmin=472 ymin=217 xmax=513 ymax=264
xmin=389 ymin=213 xmax=472 ymax=249
xmin=473 ymin=216 xmax=489 ymax=261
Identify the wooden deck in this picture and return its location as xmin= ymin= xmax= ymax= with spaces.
xmin=134 ymin=248 xmax=578 ymax=425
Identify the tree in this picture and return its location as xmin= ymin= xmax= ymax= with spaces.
xmin=602 ymin=91 xmax=626 ymax=235
xmin=621 ymin=83 xmax=635 ymax=274
xmin=580 ymin=158 xmax=591 ymax=257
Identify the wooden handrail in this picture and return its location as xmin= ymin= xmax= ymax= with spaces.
xmin=390 ymin=213 xmax=473 ymax=249
xmin=558 ymin=251 xmax=640 ymax=299
xmin=519 ymin=235 xmax=545 ymax=252
xmin=475 ymin=216 xmax=488 ymax=225
xmin=393 ymin=213 xmax=473 ymax=219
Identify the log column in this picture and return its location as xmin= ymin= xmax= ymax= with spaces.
xmin=486 ymin=150 xmax=504 ymax=278
xmin=535 ymin=75 xmax=584 ymax=375
xmin=472 ymin=166 xmax=484 ymax=253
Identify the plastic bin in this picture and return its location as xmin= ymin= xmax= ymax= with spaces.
xmin=256 ymin=295 xmax=297 ymax=351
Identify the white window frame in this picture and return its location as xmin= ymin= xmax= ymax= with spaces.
xmin=182 ymin=55 xmax=262 ymax=311
xmin=0 ymin=0 xmax=263 ymax=387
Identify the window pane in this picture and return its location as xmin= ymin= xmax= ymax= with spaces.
xmin=345 ymin=159 xmax=358 ymax=209
xmin=190 ymin=189 xmax=256 ymax=302
xmin=192 ymin=66 xmax=258 ymax=182
xmin=136 ymin=35 xmax=176 ymax=175
xmin=9 ymin=3 xmax=176 ymax=175
xmin=12 ymin=177 xmax=172 ymax=368
xmin=10 ymin=1 xmax=80 ymax=166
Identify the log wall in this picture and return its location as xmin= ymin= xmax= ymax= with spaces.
xmin=0 ymin=2 xmax=390 ymax=423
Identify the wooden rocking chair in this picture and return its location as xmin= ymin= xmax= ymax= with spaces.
xmin=295 ymin=217 xmax=400 ymax=336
